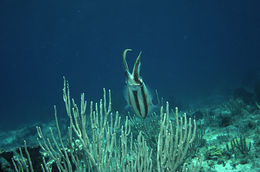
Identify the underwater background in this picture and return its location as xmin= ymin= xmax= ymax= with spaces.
xmin=0 ymin=0 xmax=260 ymax=171
xmin=1 ymin=0 xmax=259 ymax=130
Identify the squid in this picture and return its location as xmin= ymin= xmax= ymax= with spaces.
xmin=123 ymin=49 xmax=153 ymax=119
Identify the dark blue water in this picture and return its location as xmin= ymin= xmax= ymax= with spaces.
xmin=0 ymin=0 xmax=259 ymax=130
